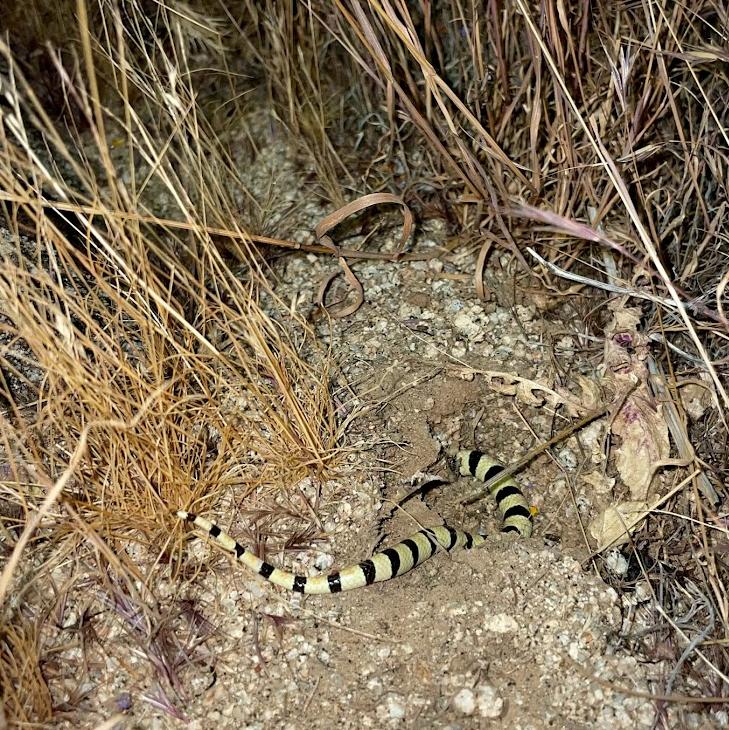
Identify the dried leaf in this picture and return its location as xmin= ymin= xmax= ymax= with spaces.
xmin=602 ymin=302 xmax=669 ymax=499
xmin=589 ymin=501 xmax=650 ymax=550
xmin=314 ymin=194 xmax=413 ymax=317
xmin=314 ymin=193 xmax=413 ymax=256
xmin=678 ymin=380 xmax=714 ymax=421
xmin=316 ymin=256 xmax=365 ymax=318
xmin=556 ymin=375 xmax=601 ymax=413
xmin=478 ymin=370 xmax=589 ymax=416
xmin=613 ymin=389 xmax=670 ymax=499
xmin=582 ymin=470 xmax=615 ymax=495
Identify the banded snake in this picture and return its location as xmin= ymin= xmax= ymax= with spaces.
xmin=177 ymin=450 xmax=533 ymax=594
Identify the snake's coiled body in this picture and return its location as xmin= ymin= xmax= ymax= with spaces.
xmin=178 ymin=450 xmax=532 ymax=594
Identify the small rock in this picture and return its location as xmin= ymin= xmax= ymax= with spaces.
xmin=386 ymin=694 xmax=406 ymax=720
xmin=476 ymin=685 xmax=503 ymax=718
xmin=557 ymin=447 xmax=578 ymax=470
xmin=483 ymin=613 xmax=518 ymax=633
xmin=452 ymin=688 xmax=476 ymax=716
xmin=313 ymin=552 xmax=334 ymax=571
xmin=605 ymin=549 xmax=629 ymax=576
xmin=366 ymin=677 xmax=382 ymax=692
xmin=453 ymin=311 xmax=481 ymax=339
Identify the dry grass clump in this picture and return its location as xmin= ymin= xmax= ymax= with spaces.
xmin=0 ymin=617 xmax=53 ymax=725
xmin=0 ymin=1 xmax=343 ymax=723
xmin=0 ymin=0 xmax=728 ymax=725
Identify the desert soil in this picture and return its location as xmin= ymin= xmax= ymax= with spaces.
xmin=161 ymin=130 xmax=717 ymax=730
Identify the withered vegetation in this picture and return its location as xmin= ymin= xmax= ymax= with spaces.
xmin=0 ymin=0 xmax=727 ymax=726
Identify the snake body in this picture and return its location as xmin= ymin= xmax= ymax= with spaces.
xmin=178 ymin=449 xmax=532 ymax=594
xmin=454 ymin=449 xmax=533 ymax=538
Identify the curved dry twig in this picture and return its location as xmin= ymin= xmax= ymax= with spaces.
xmin=314 ymin=193 xmax=413 ymax=317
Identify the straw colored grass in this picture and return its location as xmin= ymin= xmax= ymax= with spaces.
xmin=0 ymin=1 xmax=343 ymax=721
xmin=0 ymin=0 xmax=727 ymax=724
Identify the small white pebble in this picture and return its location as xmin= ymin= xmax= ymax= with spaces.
xmin=453 ymin=688 xmax=476 ymax=716
xmin=483 ymin=613 xmax=518 ymax=633
xmin=557 ymin=447 xmax=578 ymax=470
xmin=313 ymin=553 xmax=335 ymax=571
xmin=285 ymin=648 xmax=299 ymax=662
xmin=605 ymin=549 xmax=629 ymax=576
xmin=557 ymin=335 xmax=574 ymax=352
xmin=477 ymin=685 xmax=503 ymax=718
xmin=453 ymin=311 xmax=481 ymax=339
xmin=515 ymin=304 xmax=535 ymax=322
xmin=386 ymin=695 xmax=406 ymax=720
xmin=634 ymin=581 xmax=652 ymax=604
xmin=366 ymin=677 xmax=382 ymax=692
xmin=243 ymin=581 xmax=265 ymax=599
xmin=448 ymin=604 xmax=468 ymax=617
xmin=568 ymin=641 xmax=585 ymax=661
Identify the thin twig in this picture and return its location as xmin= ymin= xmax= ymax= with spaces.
xmin=460 ymin=404 xmax=611 ymax=505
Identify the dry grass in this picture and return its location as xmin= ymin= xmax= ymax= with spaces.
xmin=0 ymin=0 xmax=343 ymax=722
xmin=0 ymin=0 xmax=727 ymax=725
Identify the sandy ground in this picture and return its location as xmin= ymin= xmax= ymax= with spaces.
xmin=169 ymin=232 xmax=711 ymax=728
